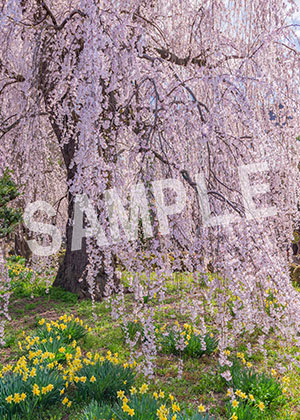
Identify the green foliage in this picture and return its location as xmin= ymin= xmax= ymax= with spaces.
xmin=21 ymin=316 xmax=88 ymax=363
xmin=183 ymin=333 xmax=218 ymax=358
xmin=6 ymin=256 xmax=35 ymax=297
xmin=48 ymin=287 xmax=78 ymax=304
xmin=77 ymin=399 xmax=112 ymax=420
xmin=0 ymin=366 xmax=64 ymax=420
xmin=193 ymin=371 xmax=225 ymax=394
xmin=6 ymin=255 xmax=56 ymax=298
xmin=225 ymin=400 xmax=265 ymax=420
xmin=263 ymin=288 xmax=282 ymax=316
xmin=183 ymin=413 xmax=215 ymax=420
xmin=160 ymin=326 xmax=218 ymax=359
xmin=26 ymin=335 xmax=76 ymax=363
xmin=37 ymin=316 xmax=88 ymax=343
xmin=228 ymin=359 xmax=285 ymax=409
xmin=0 ymin=283 xmax=294 ymax=420
xmin=74 ymin=359 xmax=135 ymax=403
xmin=121 ymin=320 xmax=144 ymax=342
xmin=77 ymin=396 xmax=215 ymax=420
xmin=0 ymin=169 xmax=22 ymax=239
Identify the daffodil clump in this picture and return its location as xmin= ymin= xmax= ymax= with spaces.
xmin=37 ymin=314 xmax=90 ymax=343
xmin=121 ymin=319 xmax=145 ymax=342
xmin=0 ymin=314 xmax=136 ymax=419
xmin=18 ymin=315 xmax=90 ymax=363
xmin=159 ymin=322 xmax=218 ymax=358
xmin=64 ymin=350 xmax=136 ymax=402
xmin=7 ymin=260 xmax=31 ymax=278
xmin=5 ymin=255 xmax=58 ymax=298
xmin=0 ymin=355 xmax=64 ymax=419
xmin=6 ymin=256 xmax=35 ymax=296
xmin=77 ymin=385 xmax=213 ymax=420
xmin=226 ymin=389 xmax=267 ymax=420
xmin=223 ymin=351 xmax=286 ymax=419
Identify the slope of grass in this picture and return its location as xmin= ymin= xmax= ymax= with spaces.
xmin=0 ymin=271 xmax=299 ymax=419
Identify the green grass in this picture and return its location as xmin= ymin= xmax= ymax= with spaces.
xmin=0 ymin=271 xmax=300 ymax=419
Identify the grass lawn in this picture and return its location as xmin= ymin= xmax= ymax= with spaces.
xmin=1 ymin=270 xmax=300 ymax=419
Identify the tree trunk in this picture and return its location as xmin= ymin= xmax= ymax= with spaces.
xmin=14 ymin=226 xmax=32 ymax=260
xmin=47 ymin=123 xmax=112 ymax=299
xmin=53 ymin=193 xmax=108 ymax=299
xmin=38 ymin=30 xmax=114 ymax=300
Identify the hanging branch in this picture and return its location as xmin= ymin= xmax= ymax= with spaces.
xmin=38 ymin=0 xmax=86 ymax=31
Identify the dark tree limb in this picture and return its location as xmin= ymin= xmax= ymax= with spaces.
xmin=0 ymin=75 xmax=25 ymax=95
xmin=38 ymin=0 xmax=86 ymax=31
xmin=154 ymin=47 xmax=207 ymax=67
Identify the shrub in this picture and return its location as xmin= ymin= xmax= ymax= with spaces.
xmin=1 ymin=315 xmax=137 ymax=419
xmin=22 ymin=334 xmax=76 ymax=363
xmin=6 ymin=256 xmax=35 ymax=297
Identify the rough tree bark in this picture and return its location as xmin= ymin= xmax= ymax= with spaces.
xmin=54 ymin=195 xmax=108 ymax=299
xmin=36 ymin=21 xmax=114 ymax=299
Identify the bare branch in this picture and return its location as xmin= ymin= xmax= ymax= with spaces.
xmin=154 ymin=47 xmax=207 ymax=67
xmin=38 ymin=0 xmax=86 ymax=30
xmin=142 ymin=147 xmax=245 ymax=217
xmin=56 ymin=10 xmax=87 ymax=30
xmin=38 ymin=0 xmax=57 ymax=27
xmin=0 ymin=75 xmax=25 ymax=95
xmin=0 ymin=112 xmax=47 ymax=139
